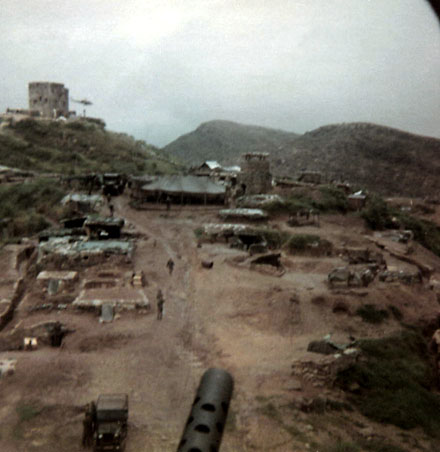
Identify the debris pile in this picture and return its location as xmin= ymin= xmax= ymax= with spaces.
xmin=236 ymin=194 xmax=284 ymax=208
xmin=218 ymin=208 xmax=268 ymax=221
xmin=291 ymin=348 xmax=360 ymax=388
xmin=0 ymin=358 xmax=17 ymax=377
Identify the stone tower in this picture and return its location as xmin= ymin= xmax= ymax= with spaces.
xmin=28 ymin=82 xmax=69 ymax=118
xmin=238 ymin=153 xmax=272 ymax=195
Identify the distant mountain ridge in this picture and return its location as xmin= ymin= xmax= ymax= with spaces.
xmin=163 ymin=120 xmax=440 ymax=197
xmin=272 ymin=122 xmax=440 ymax=197
xmin=162 ymin=120 xmax=299 ymax=166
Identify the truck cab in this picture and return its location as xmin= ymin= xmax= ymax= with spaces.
xmin=94 ymin=394 xmax=128 ymax=452
xmin=102 ymin=173 xmax=126 ymax=197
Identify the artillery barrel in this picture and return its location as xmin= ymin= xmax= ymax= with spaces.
xmin=177 ymin=368 xmax=234 ymax=452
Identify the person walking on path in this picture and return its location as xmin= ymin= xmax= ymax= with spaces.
xmin=166 ymin=258 xmax=174 ymax=276
xmin=157 ymin=289 xmax=165 ymax=320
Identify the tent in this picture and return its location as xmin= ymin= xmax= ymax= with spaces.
xmin=141 ymin=175 xmax=226 ymax=204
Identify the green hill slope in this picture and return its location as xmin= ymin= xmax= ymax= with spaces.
xmin=162 ymin=120 xmax=299 ymax=166
xmin=0 ymin=116 xmax=182 ymax=243
xmin=0 ymin=117 xmax=181 ymax=175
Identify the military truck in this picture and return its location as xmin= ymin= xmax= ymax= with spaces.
xmin=93 ymin=394 xmax=128 ymax=451
xmin=101 ymin=173 xmax=126 ymax=197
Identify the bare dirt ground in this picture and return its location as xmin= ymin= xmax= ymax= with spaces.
xmin=1 ymin=197 xmax=440 ymax=451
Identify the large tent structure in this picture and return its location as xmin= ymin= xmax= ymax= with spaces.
xmin=141 ymin=175 xmax=226 ymax=204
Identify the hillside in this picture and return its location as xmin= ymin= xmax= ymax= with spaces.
xmin=164 ymin=120 xmax=440 ymax=197
xmin=273 ymin=123 xmax=440 ymax=197
xmin=162 ymin=119 xmax=299 ymax=166
xmin=0 ymin=116 xmax=181 ymax=175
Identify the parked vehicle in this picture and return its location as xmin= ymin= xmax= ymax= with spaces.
xmin=93 ymin=394 xmax=128 ymax=451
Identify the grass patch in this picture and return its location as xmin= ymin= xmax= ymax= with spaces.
xmin=355 ymin=304 xmax=390 ymax=324
xmin=16 ymin=402 xmax=42 ymax=422
xmin=335 ymin=329 xmax=440 ymax=436
xmin=13 ymin=401 xmax=43 ymax=440
xmin=256 ymin=399 xmax=306 ymax=441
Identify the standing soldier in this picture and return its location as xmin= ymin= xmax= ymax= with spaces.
xmin=166 ymin=258 xmax=175 ymax=276
xmin=157 ymin=289 xmax=165 ymax=320
xmin=50 ymin=321 xmax=64 ymax=347
xmin=82 ymin=403 xmax=94 ymax=448
xmin=90 ymin=400 xmax=97 ymax=432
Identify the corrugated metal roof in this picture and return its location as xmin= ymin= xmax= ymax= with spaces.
xmin=205 ymin=160 xmax=221 ymax=169
xmin=61 ymin=194 xmax=104 ymax=204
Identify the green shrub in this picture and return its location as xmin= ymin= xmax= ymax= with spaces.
xmin=262 ymin=199 xmax=288 ymax=213
xmin=359 ymin=194 xmax=440 ymax=257
xmin=11 ymin=213 xmax=50 ymax=237
xmin=254 ymin=228 xmax=290 ymax=249
xmin=193 ymin=227 xmax=203 ymax=239
xmin=0 ymin=178 xmax=66 ymax=241
xmin=335 ymin=330 xmax=440 ymax=436
xmin=268 ymin=186 xmax=347 ymax=215
xmin=0 ymin=179 xmax=65 ymax=217
xmin=355 ymin=304 xmax=390 ymax=324
xmin=286 ymin=234 xmax=321 ymax=252
xmin=361 ymin=195 xmax=394 ymax=230
xmin=65 ymin=120 xmax=92 ymax=131
xmin=397 ymin=213 xmax=440 ymax=257
xmin=283 ymin=194 xmax=315 ymax=214
xmin=315 ymin=186 xmax=348 ymax=213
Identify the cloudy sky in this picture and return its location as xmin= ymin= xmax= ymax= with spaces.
xmin=1 ymin=0 xmax=439 ymax=146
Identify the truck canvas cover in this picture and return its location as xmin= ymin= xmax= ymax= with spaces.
xmin=96 ymin=394 xmax=128 ymax=422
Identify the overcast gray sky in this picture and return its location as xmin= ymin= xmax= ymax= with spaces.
xmin=1 ymin=0 xmax=439 ymax=146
